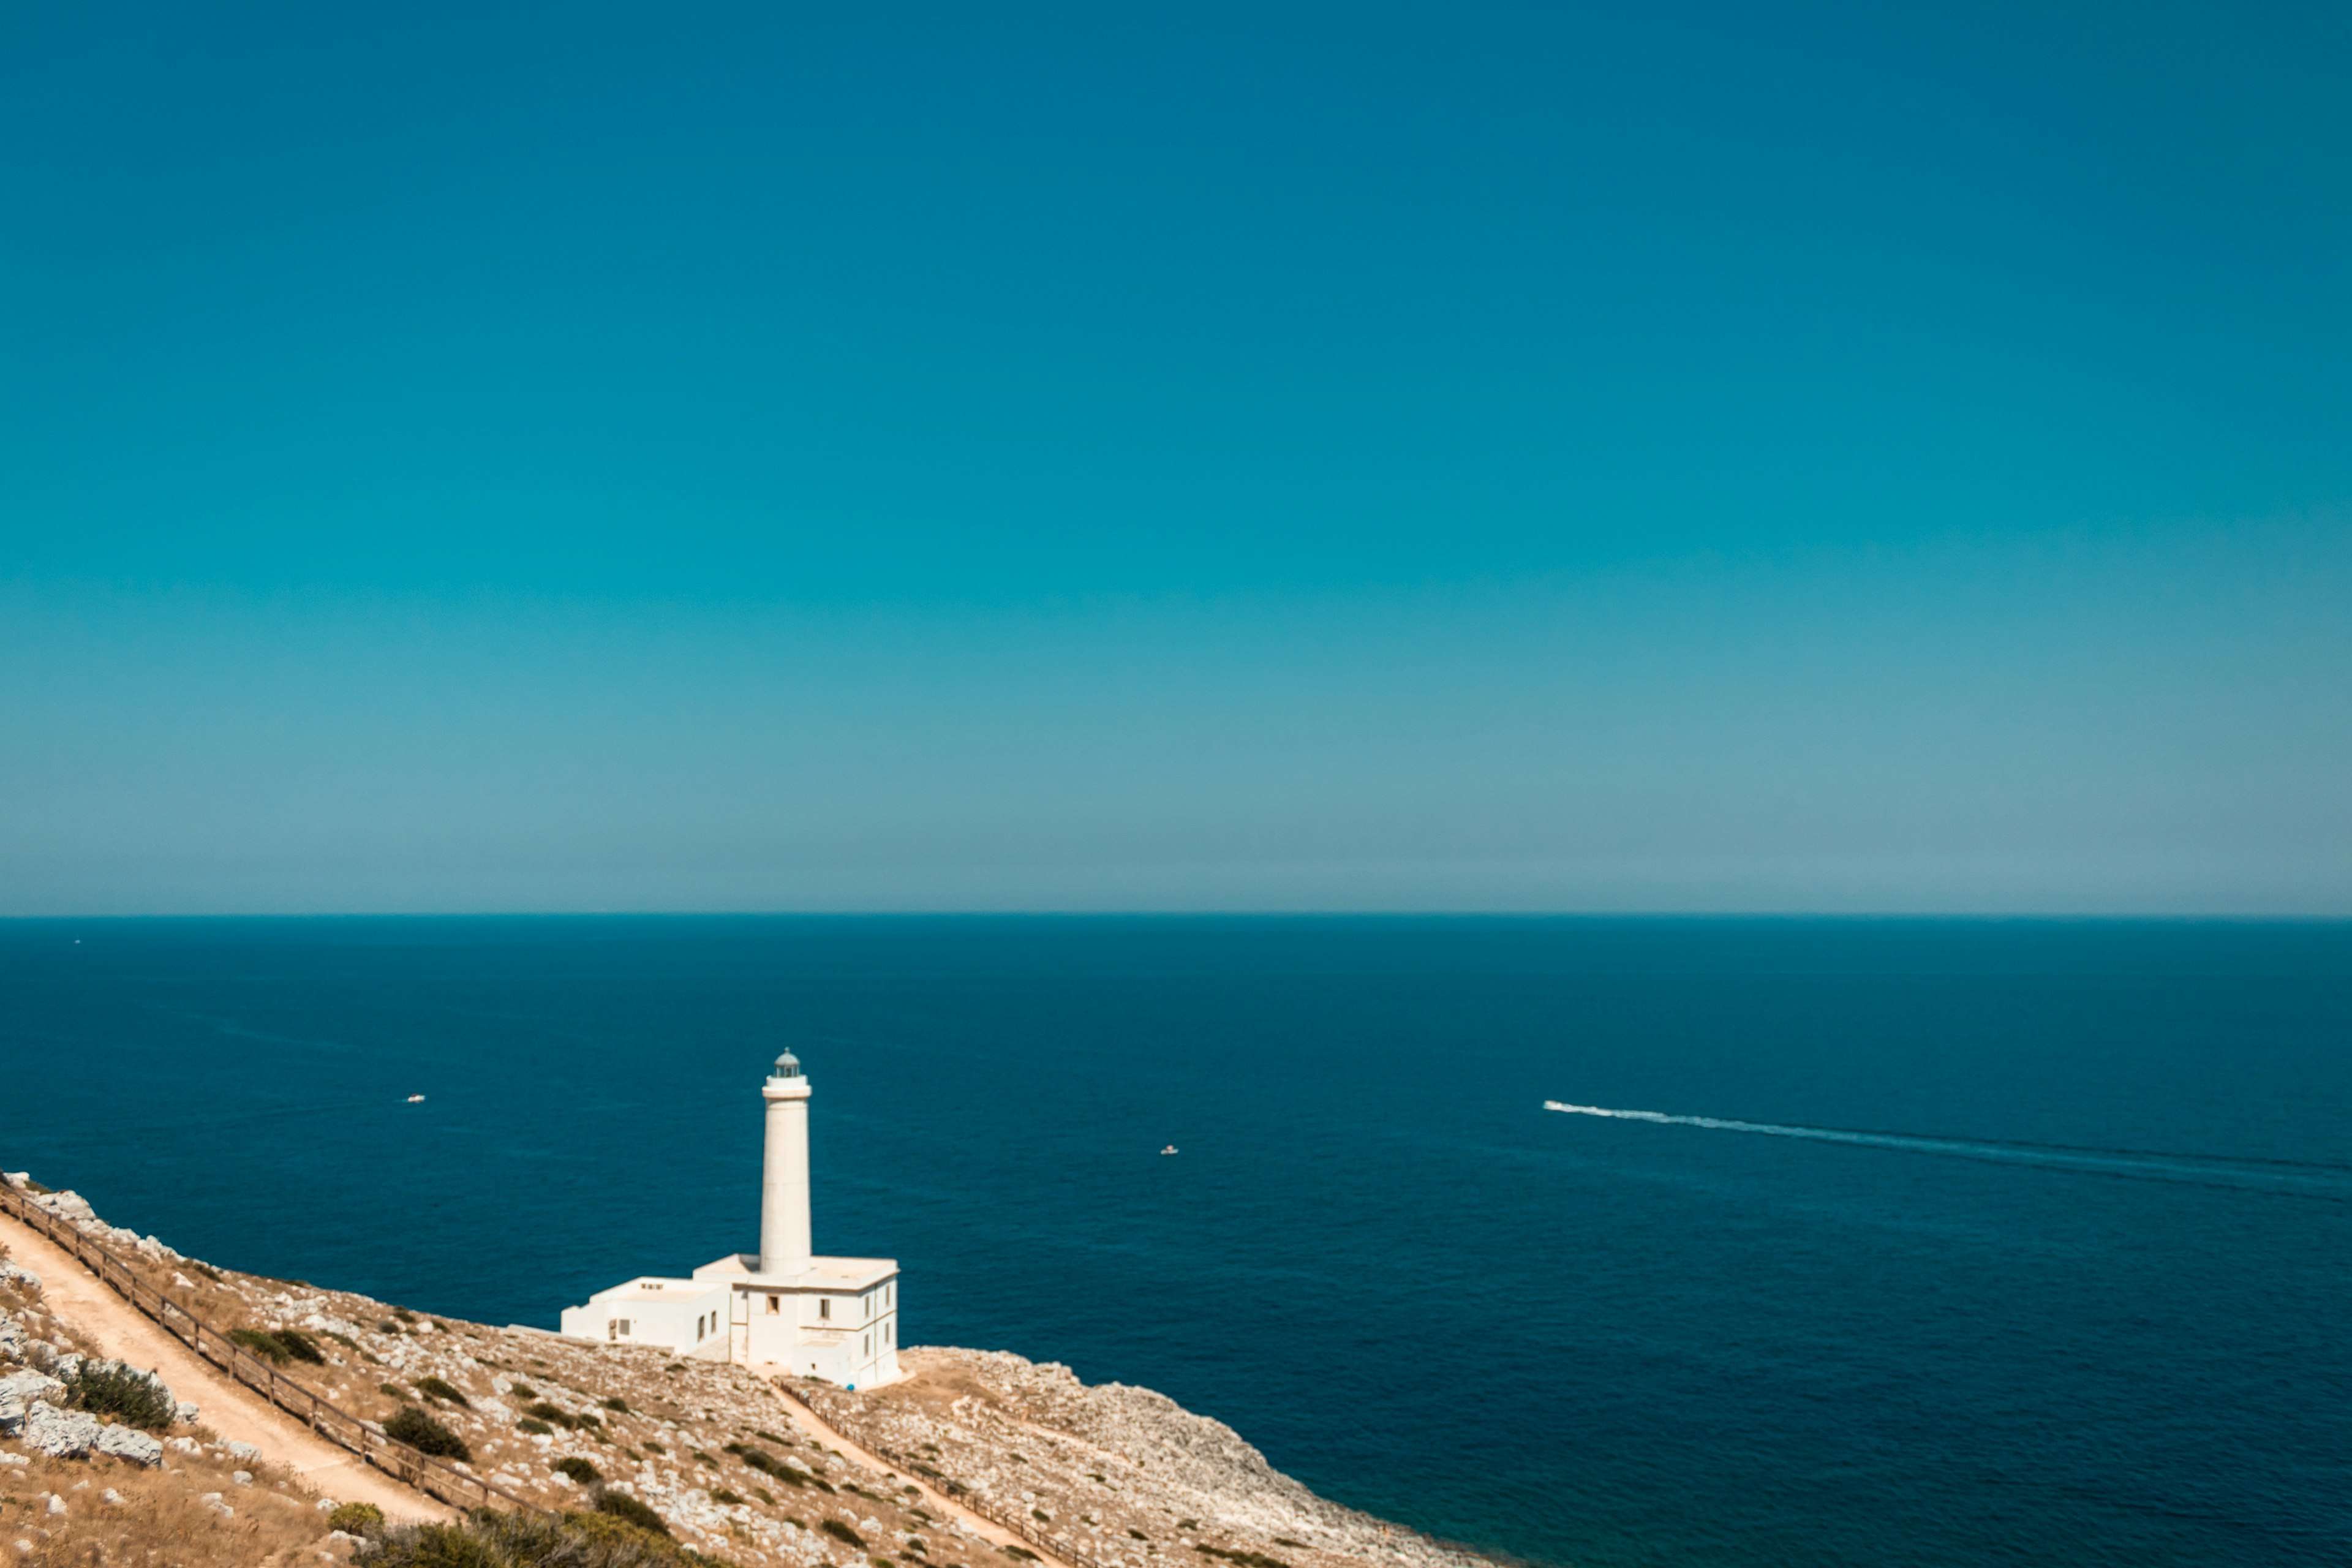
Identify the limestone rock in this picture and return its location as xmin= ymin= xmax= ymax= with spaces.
xmin=0 ymin=1262 xmax=39 ymax=1294
xmin=175 ymin=1401 xmax=200 ymax=1425
xmin=36 ymin=1192 xmax=94 ymax=1223
xmin=225 ymin=1439 xmax=261 ymax=1463
xmin=94 ymin=1425 xmax=163 ymax=1467
xmin=24 ymin=1401 xmax=100 ymax=1458
xmin=0 ymin=1369 xmax=64 ymax=1407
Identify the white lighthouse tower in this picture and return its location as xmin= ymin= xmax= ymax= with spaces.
xmin=760 ymin=1050 xmax=813 ymax=1274
xmin=558 ymin=1050 xmax=902 ymax=1387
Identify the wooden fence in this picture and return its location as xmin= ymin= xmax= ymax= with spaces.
xmin=0 ymin=1182 xmax=543 ymax=1517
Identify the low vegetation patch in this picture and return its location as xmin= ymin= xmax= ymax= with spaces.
xmin=227 ymin=1327 xmax=293 ymax=1364
xmin=330 ymin=1502 xmax=386 ymax=1535
xmin=64 ymin=1362 xmax=178 ymax=1430
xmin=414 ymin=1375 xmax=470 ymax=1407
xmin=822 ymin=1520 xmax=867 ymax=1548
xmin=710 ymin=1487 xmax=745 ymax=1506
xmin=508 ymin=1382 xmax=538 ymax=1400
xmin=518 ymin=1417 xmax=552 ymax=1436
xmin=355 ymin=1506 xmax=725 ymax=1567
xmin=554 ymin=1457 xmax=601 ymax=1485
xmin=525 ymin=1400 xmax=579 ymax=1429
xmin=385 ymin=1404 xmax=472 ymax=1462
xmin=1196 ymin=1548 xmax=1292 ymax=1568
xmin=594 ymin=1490 xmax=671 ymax=1537
xmin=603 ymin=1396 xmax=631 ymax=1412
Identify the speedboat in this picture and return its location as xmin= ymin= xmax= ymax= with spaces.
xmin=1160 ymin=1145 xmax=1178 ymax=1155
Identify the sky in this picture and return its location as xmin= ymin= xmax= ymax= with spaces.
xmin=2 ymin=0 xmax=2348 ymax=914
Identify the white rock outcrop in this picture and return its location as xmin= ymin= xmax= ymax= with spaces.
xmin=94 ymin=1425 xmax=162 ymax=1466
xmin=23 ymin=1401 xmax=100 ymax=1458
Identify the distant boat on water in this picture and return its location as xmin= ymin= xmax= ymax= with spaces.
xmin=1160 ymin=1145 xmax=1178 ymax=1155
xmin=407 ymin=1094 xmax=427 ymax=1103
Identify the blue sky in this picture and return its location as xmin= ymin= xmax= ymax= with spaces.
xmin=3 ymin=1 xmax=2348 ymax=912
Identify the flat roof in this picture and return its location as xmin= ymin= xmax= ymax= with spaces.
xmin=693 ymin=1252 xmax=898 ymax=1287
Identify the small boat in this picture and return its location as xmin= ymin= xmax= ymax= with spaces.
xmin=1160 ymin=1145 xmax=1178 ymax=1156
xmin=406 ymin=1095 xmax=427 ymax=1103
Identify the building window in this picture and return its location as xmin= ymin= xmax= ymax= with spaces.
xmin=766 ymin=1294 xmax=780 ymax=1316
xmin=864 ymin=1334 xmax=871 ymax=1356
xmin=820 ymin=1298 xmax=830 ymax=1320
xmin=616 ymin=1319 xmax=631 ymax=1337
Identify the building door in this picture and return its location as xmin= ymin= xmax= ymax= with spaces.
xmin=729 ymin=1287 xmax=751 ymax=1365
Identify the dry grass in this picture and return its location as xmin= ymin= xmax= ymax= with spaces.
xmin=0 ymin=1436 xmax=339 ymax=1568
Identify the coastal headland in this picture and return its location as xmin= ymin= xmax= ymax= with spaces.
xmin=0 ymin=1175 xmax=1495 ymax=1568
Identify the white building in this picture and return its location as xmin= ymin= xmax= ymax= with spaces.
xmin=559 ymin=1050 xmax=902 ymax=1388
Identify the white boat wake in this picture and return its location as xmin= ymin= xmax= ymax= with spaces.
xmin=1541 ymin=1101 xmax=2352 ymax=1197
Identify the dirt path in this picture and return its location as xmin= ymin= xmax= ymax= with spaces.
xmin=0 ymin=1209 xmax=448 ymax=1523
xmin=753 ymin=1363 xmax=1077 ymax=1568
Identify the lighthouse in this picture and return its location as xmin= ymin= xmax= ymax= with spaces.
xmin=760 ymin=1050 xmax=812 ymax=1273
xmin=557 ymin=1050 xmax=902 ymax=1387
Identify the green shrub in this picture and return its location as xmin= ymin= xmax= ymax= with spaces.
xmin=602 ymin=1396 xmax=629 ymax=1412
xmin=753 ymin=1429 xmax=789 ymax=1446
xmin=1195 ymin=1547 xmax=1291 ymax=1568
xmin=327 ymin=1501 xmax=385 ymax=1535
xmin=576 ymin=1412 xmax=601 ymax=1429
xmin=352 ymin=1506 xmax=726 ymax=1567
xmin=593 ymin=1490 xmax=671 ymax=1536
xmin=507 ymin=1382 xmax=538 ymax=1401
xmin=1002 ymin=1548 xmax=1038 ymax=1562
xmin=691 ymin=1449 xmax=716 ymax=1468
xmin=64 ymin=1363 xmax=177 ymax=1430
xmin=710 ymin=1488 xmax=745 ymax=1506
xmin=228 ymin=1327 xmax=290 ymax=1365
xmin=524 ymin=1401 xmax=578 ymax=1430
xmin=189 ymin=1261 xmax=220 ymax=1282
xmin=517 ymin=1418 xmax=552 ymax=1436
xmin=384 ymin=1404 xmax=471 ymax=1462
xmin=380 ymin=1382 xmax=409 ymax=1400
xmin=822 ymin=1520 xmax=867 ymax=1548
xmin=414 ymin=1376 xmax=470 ymax=1408
xmin=751 ymin=1487 xmax=775 ymax=1506
xmin=553 ymin=1457 xmax=600 ymax=1485
xmin=273 ymin=1327 xmax=327 ymax=1364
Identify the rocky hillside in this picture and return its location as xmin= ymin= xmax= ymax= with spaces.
xmin=802 ymin=1351 xmax=1492 ymax=1568
xmin=2 ymin=1177 xmax=1499 ymax=1568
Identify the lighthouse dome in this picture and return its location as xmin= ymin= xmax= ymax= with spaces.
xmin=769 ymin=1049 xmax=803 ymax=1080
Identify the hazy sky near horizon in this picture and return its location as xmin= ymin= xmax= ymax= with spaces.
xmin=4 ymin=1 xmax=2349 ymax=913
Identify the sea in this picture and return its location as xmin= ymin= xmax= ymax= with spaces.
xmin=3 ymin=917 xmax=2346 ymax=1568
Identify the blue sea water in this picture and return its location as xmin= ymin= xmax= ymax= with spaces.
xmin=3 ymin=917 xmax=2348 ymax=1568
